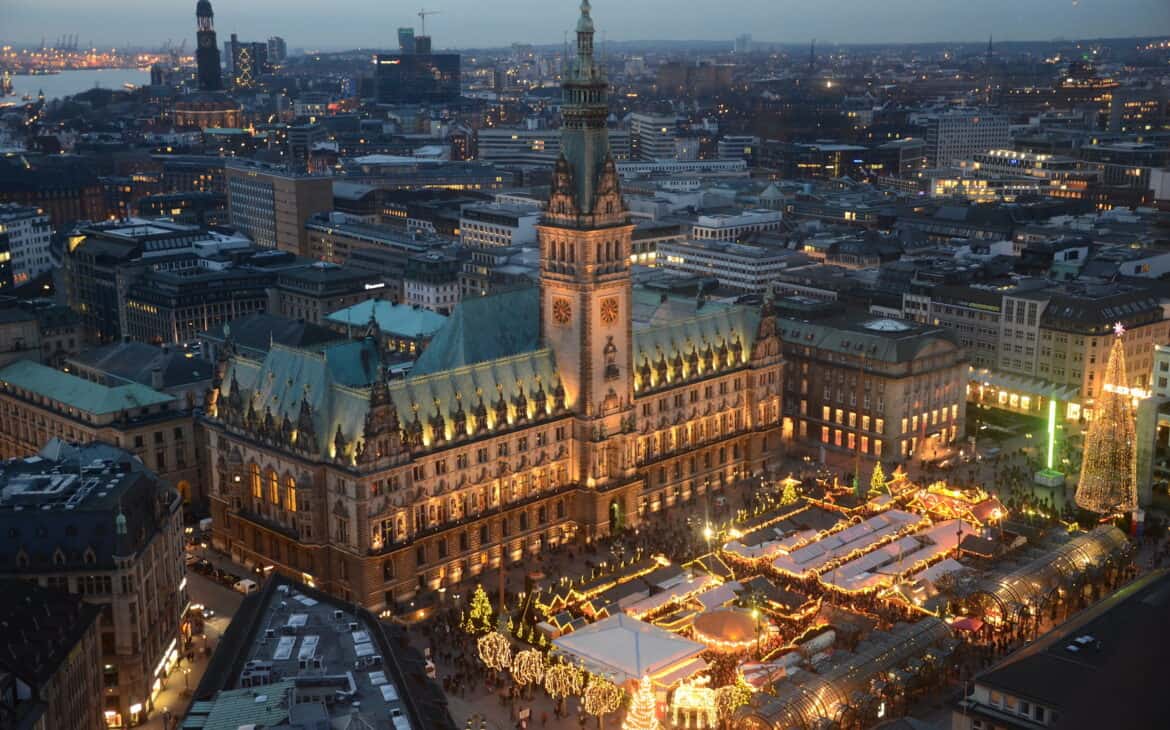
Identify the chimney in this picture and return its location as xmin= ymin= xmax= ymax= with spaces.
xmin=151 ymin=367 xmax=164 ymax=390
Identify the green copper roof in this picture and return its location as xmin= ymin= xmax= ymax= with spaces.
xmin=0 ymin=359 xmax=174 ymax=415
xmin=221 ymin=339 xmax=379 ymax=459
xmin=326 ymin=299 xmax=448 ymax=339
xmin=411 ymin=288 xmax=540 ymax=377
xmin=634 ymin=305 xmax=761 ymax=365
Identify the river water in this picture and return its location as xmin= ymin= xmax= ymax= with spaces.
xmin=5 ymin=67 xmax=150 ymax=102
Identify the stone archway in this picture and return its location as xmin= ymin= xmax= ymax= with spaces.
xmin=608 ymin=497 xmax=626 ymax=532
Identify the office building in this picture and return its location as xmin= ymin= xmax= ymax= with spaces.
xmin=66 ymin=341 xmax=213 ymax=414
xmin=0 ymin=580 xmax=103 ymax=730
xmin=403 ymin=251 xmax=462 ymax=314
xmin=0 ymin=441 xmax=186 ymax=727
xmin=717 ymin=135 xmax=759 ymax=162
xmin=476 ymin=128 xmax=631 ymax=165
xmin=195 ymin=0 xmax=223 ymax=92
xmin=0 ymin=359 xmax=203 ymax=503
xmin=459 ymin=204 xmax=540 ymax=248
xmin=0 ymin=156 xmax=106 ymax=229
xmin=226 ymin=34 xmax=269 ymax=88
xmin=0 ymin=204 xmax=52 ymax=289
xmin=657 ymin=240 xmax=808 ymax=293
xmin=267 ymin=260 xmax=383 ymax=324
xmin=907 ymin=279 xmax=1167 ymax=421
xmin=224 ymin=159 xmax=334 ymax=255
xmin=777 ymin=299 xmax=967 ymax=462
xmin=397 ymin=27 xmax=416 ymax=54
xmin=690 ymin=209 xmax=783 ymax=241
xmin=304 ymin=213 xmax=434 ymax=266
xmin=266 ymin=36 xmax=287 ymax=65
xmin=953 ymin=569 xmax=1170 ymax=730
xmin=186 ymin=575 xmax=454 ymax=730
xmin=630 ymin=113 xmax=680 ymax=161
xmin=920 ymin=111 xmax=1011 ymax=167
xmin=200 ymin=2 xmax=783 ymax=612
xmin=374 ymin=52 xmax=461 ymax=105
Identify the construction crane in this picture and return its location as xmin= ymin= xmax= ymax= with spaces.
xmin=417 ymin=8 xmax=440 ymax=36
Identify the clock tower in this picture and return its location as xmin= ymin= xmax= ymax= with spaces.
xmin=539 ymin=1 xmax=636 ymax=492
xmin=195 ymin=0 xmax=224 ymax=91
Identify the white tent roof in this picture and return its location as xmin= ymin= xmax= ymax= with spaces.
xmin=552 ymin=614 xmax=705 ymax=685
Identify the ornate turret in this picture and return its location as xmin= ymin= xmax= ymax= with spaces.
xmin=360 ymin=368 xmax=403 ymax=464
xmin=544 ymin=0 xmax=626 ymax=228
xmin=473 ymin=389 xmax=489 ymax=433
xmin=451 ymin=393 xmax=467 ymax=437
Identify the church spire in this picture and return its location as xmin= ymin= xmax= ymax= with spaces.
xmin=546 ymin=0 xmax=623 ymax=226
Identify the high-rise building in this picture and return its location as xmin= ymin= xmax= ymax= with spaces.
xmin=0 ymin=441 xmax=186 ymax=728
xmin=224 ymin=159 xmax=333 ymax=255
xmin=733 ymin=34 xmax=752 ymax=54
xmin=629 ymin=112 xmax=680 ymax=161
xmin=195 ymin=0 xmax=223 ymax=92
xmin=374 ymin=35 xmax=460 ymax=104
xmin=200 ymin=0 xmax=784 ymax=612
xmin=398 ymin=27 xmax=416 ymax=53
xmin=919 ymin=110 xmax=1010 ymax=167
xmin=227 ymin=33 xmax=269 ymax=88
xmin=266 ymin=35 xmax=287 ymax=65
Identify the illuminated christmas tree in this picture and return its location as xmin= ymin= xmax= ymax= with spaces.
xmin=623 ymin=675 xmax=659 ymax=730
xmin=1076 ymin=327 xmax=1138 ymax=515
xmin=868 ymin=461 xmax=887 ymax=497
xmin=463 ymin=584 xmax=494 ymax=635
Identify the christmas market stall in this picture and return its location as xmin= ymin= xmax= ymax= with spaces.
xmin=551 ymin=613 xmax=710 ymax=690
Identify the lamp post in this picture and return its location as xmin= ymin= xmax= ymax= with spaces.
xmin=703 ymin=524 xmax=713 ymax=553
xmin=751 ymin=607 xmax=761 ymax=656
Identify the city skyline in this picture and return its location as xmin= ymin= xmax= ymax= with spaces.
xmin=1 ymin=0 xmax=1168 ymax=50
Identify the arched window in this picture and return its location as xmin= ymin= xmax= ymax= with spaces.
xmin=285 ymin=476 xmax=298 ymax=512
xmin=268 ymin=470 xmax=279 ymax=505
xmin=250 ymin=464 xmax=261 ymax=499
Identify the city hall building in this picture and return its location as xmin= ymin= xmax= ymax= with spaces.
xmin=200 ymin=2 xmax=784 ymax=612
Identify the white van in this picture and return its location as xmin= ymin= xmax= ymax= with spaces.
xmin=233 ymin=578 xmax=259 ymax=595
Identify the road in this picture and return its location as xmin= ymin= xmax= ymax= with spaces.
xmin=142 ymin=569 xmax=243 ymax=729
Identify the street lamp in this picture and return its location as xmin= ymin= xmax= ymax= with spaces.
xmin=751 ymin=607 xmax=761 ymax=656
xmin=703 ymin=524 xmax=713 ymax=553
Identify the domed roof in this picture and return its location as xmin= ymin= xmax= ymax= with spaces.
xmin=861 ymin=318 xmax=913 ymax=333
xmin=691 ymin=608 xmax=757 ymax=646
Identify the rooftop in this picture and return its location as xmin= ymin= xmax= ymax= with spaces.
xmin=0 ymin=579 xmax=101 ymax=690
xmin=189 ymin=575 xmax=453 ymax=730
xmin=0 ymin=359 xmax=174 ymax=415
xmin=972 ymin=569 xmax=1170 ymax=729
xmin=326 ymin=299 xmax=447 ymax=339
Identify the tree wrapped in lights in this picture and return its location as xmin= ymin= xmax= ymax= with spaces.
xmin=1076 ymin=329 xmax=1139 ymax=515
xmin=583 ymin=676 xmax=623 ymax=729
xmin=714 ymin=676 xmax=753 ymax=727
xmin=779 ymin=477 xmax=800 ymax=506
xmin=544 ymin=663 xmax=584 ymax=701
xmin=477 ymin=631 xmax=512 ymax=672
xmin=622 ymin=675 xmax=659 ymax=730
xmin=511 ymin=649 xmax=546 ymax=688
xmin=868 ymin=461 xmax=887 ymax=497
xmin=463 ymin=584 xmax=494 ymax=635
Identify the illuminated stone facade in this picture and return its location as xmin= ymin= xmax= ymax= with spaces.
xmin=199 ymin=1 xmax=783 ymax=612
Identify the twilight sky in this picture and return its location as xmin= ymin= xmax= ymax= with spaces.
xmin=2 ymin=0 xmax=1168 ymax=50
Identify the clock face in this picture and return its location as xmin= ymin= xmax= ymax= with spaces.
xmin=552 ymin=297 xmax=572 ymax=325
xmin=199 ymin=35 xmax=214 ymax=48
xmin=600 ymin=297 xmax=619 ymax=325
